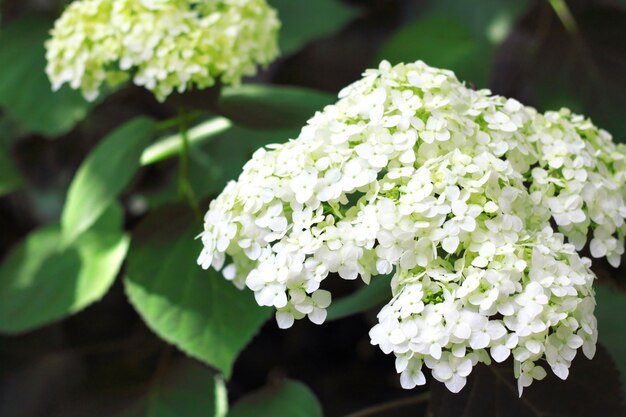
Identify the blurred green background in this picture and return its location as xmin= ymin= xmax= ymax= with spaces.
xmin=0 ymin=0 xmax=625 ymax=416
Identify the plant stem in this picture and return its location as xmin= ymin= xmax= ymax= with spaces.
xmin=178 ymin=106 xmax=202 ymax=222
xmin=343 ymin=392 xmax=431 ymax=417
xmin=548 ymin=0 xmax=578 ymax=34
xmin=155 ymin=109 xmax=203 ymax=131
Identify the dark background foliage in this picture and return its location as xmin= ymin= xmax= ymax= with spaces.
xmin=0 ymin=0 xmax=625 ymax=416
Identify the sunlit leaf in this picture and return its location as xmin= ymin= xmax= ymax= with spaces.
xmin=0 ymin=15 xmax=99 ymax=137
xmin=62 ymin=117 xmax=155 ymax=243
xmin=0 ymin=204 xmax=129 ymax=334
xmin=141 ymin=117 xmax=232 ymax=166
xmin=217 ymin=84 xmax=334 ymax=130
xmin=124 ymin=205 xmax=271 ymax=378
xmin=270 ymin=0 xmax=359 ymax=55
xmin=228 ymin=379 xmax=323 ymax=417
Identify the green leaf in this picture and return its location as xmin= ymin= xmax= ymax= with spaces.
xmin=374 ymin=15 xmax=490 ymax=87
xmin=594 ymin=283 xmax=626 ymax=392
xmin=424 ymin=0 xmax=529 ymax=45
xmin=116 ymin=359 xmax=228 ymax=417
xmin=217 ymin=84 xmax=335 ymax=130
xmin=141 ymin=117 xmax=233 ymax=166
xmin=124 ymin=205 xmax=272 ymax=378
xmin=228 ymin=379 xmax=323 ymax=417
xmin=0 ymin=204 xmax=129 ymax=334
xmin=269 ymin=0 xmax=359 ymax=55
xmin=0 ymin=15 xmax=99 ymax=137
xmin=326 ymin=275 xmax=392 ymax=321
xmin=0 ymin=143 xmax=23 ymax=197
xmin=62 ymin=117 xmax=155 ymax=243
xmin=428 ymin=345 xmax=623 ymax=417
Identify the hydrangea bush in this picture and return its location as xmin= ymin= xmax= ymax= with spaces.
xmin=197 ymin=60 xmax=626 ymax=395
xmin=45 ymin=0 xmax=280 ymax=101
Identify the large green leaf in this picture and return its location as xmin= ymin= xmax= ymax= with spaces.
xmin=326 ymin=275 xmax=392 ymax=321
xmin=124 ymin=206 xmax=272 ymax=378
xmin=424 ymin=0 xmax=529 ymax=45
xmin=61 ymin=117 xmax=155 ymax=243
xmin=0 ymin=143 xmax=23 ymax=197
xmin=141 ymin=117 xmax=232 ymax=166
xmin=0 ymin=15 xmax=99 ymax=137
xmin=217 ymin=84 xmax=335 ymax=130
xmin=269 ymin=0 xmax=359 ymax=56
xmin=594 ymin=283 xmax=626 ymax=392
xmin=0 ymin=204 xmax=129 ymax=334
xmin=116 ymin=359 xmax=227 ymax=417
xmin=374 ymin=15 xmax=490 ymax=87
xmin=228 ymin=379 xmax=323 ymax=417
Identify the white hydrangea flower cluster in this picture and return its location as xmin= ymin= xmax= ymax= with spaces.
xmin=198 ymin=60 xmax=626 ymax=395
xmin=45 ymin=0 xmax=280 ymax=101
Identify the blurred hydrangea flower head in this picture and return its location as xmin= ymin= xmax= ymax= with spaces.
xmin=45 ymin=0 xmax=280 ymax=101
xmin=198 ymin=60 xmax=626 ymax=395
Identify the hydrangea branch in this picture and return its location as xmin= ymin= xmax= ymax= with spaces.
xmin=155 ymin=109 xmax=203 ymax=131
xmin=178 ymin=106 xmax=201 ymax=222
xmin=548 ymin=0 xmax=578 ymax=34
xmin=343 ymin=392 xmax=430 ymax=417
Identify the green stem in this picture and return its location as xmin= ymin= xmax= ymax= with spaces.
xmin=343 ymin=392 xmax=431 ymax=417
xmin=178 ymin=106 xmax=202 ymax=222
xmin=548 ymin=0 xmax=578 ymax=34
xmin=155 ymin=109 xmax=203 ymax=131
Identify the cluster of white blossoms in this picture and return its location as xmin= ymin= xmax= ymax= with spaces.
xmin=45 ymin=0 xmax=280 ymax=101
xmin=197 ymin=60 xmax=626 ymax=395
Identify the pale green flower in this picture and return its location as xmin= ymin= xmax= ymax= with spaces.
xmin=45 ymin=0 xmax=280 ymax=101
xmin=198 ymin=60 xmax=624 ymax=394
